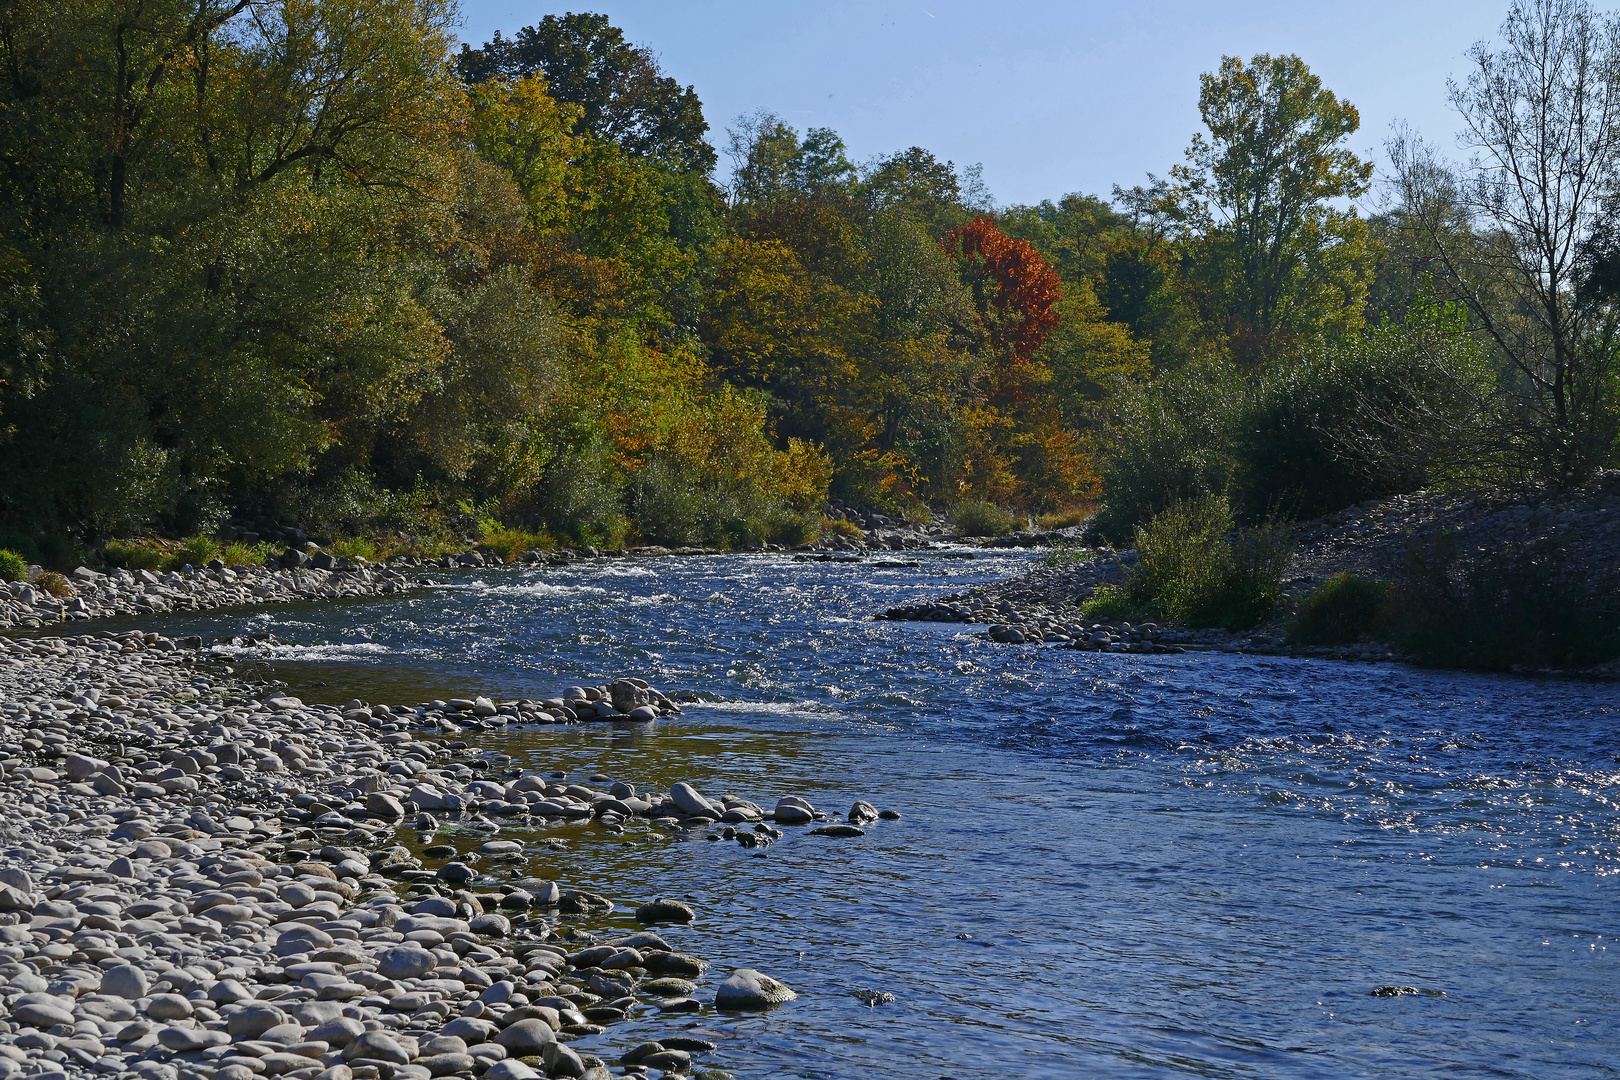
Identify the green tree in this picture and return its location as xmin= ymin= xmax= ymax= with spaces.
xmin=725 ymin=109 xmax=803 ymax=207
xmin=1169 ymin=53 xmax=1375 ymax=363
xmin=455 ymin=13 xmax=715 ymax=174
xmin=1391 ymin=0 xmax=1620 ymax=487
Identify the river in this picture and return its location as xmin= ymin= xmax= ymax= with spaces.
xmin=34 ymin=552 xmax=1620 ymax=1078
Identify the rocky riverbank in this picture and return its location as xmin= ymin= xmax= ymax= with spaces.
xmin=877 ymin=475 xmax=1620 ymax=668
xmin=0 ymin=633 xmax=889 ymax=1080
xmin=1 ymin=564 xmax=422 ymax=632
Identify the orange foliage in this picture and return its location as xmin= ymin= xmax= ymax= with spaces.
xmin=942 ymin=215 xmax=1063 ymax=403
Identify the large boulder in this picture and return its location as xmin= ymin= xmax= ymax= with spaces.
xmin=714 ymin=968 xmax=798 ymax=1010
xmin=374 ymin=945 xmax=436 ymax=981
xmin=608 ymin=679 xmax=651 ymax=713
xmin=226 ymin=1003 xmax=289 ymax=1039
xmin=494 ymin=1018 xmax=555 ymax=1054
xmin=669 ymin=782 xmax=718 ymax=818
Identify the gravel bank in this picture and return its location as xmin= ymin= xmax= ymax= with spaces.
xmin=0 ymin=633 xmax=878 ymax=1080
xmin=1 ymin=565 xmax=422 ymax=632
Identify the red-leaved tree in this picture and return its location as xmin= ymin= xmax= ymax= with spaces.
xmin=941 ymin=215 xmax=1062 ymax=403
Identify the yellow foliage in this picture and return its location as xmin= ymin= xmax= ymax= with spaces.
xmin=467 ymin=75 xmax=580 ymax=231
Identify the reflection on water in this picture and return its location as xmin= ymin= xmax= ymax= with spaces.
xmin=19 ymin=553 xmax=1620 ymax=1077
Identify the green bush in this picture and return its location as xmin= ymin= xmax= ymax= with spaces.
xmin=0 ymin=549 xmax=26 ymax=582
xmin=626 ymin=456 xmax=704 ymax=546
xmin=1126 ymin=494 xmax=1291 ymax=629
xmin=1288 ymin=572 xmax=1390 ymax=645
xmin=327 ymin=536 xmax=379 ymax=561
xmin=163 ymin=535 xmax=220 ymax=570
xmin=1041 ymin=541 xmax=1091 ymax=567
xmin=1091 ymin=360 xmax=1239 ymax=543
xmin=102 ymin=539 xmax=166 ymax=572
xmin=530 ymin=432 xmax=629 ymax=548
xmin=221 ymin=541 xmax=271 ymax=567
xmin=821 ymin=517 xmax=865 ymax=541
xmin=765 ymin=512 xmax=819 ymax=547
xmin=1387 ymin=535 xmax=1620 ymax=670
xmin=479 ymin=523 xmax=546 ymax=563
xmin=1092 ymin=310 xmax=1493 ymax=542
xmin=951 ymin=500 xmax=1018 ymax=537
xmin=1081 ymin=584 xmax=1133 ymax=620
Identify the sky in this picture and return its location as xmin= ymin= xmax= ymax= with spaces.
xmin=453 ymin=0 xmax=1508 ymax=209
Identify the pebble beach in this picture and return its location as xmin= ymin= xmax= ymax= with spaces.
xmin=0 ymin=627 xmax=865 ymax=1080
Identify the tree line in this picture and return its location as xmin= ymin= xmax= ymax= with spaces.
xmin=0 ymin=0 xmax=1614 ymax=558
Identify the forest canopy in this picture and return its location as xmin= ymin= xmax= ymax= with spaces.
xmin=1 ymin=0 xmax=1613 ymax=557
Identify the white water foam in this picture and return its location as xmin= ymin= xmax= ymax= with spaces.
xmin=214 ymin=642 xmax=391 ymax=661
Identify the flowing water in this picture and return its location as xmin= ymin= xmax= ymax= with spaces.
xmin=32 ymin=554 xmax=1620 ymax=1078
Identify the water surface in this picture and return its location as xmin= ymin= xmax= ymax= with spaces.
xmin=28 ymin=554 xmax=1620 ymax=1077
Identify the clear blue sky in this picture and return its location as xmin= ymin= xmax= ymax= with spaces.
xmin=454 ymin=0 xmax=1506 ymax=208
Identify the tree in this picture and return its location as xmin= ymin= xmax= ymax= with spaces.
xmin=455 ymin=14 xmax=715 ymax=174
xmin=941 ymin=215 xmax=1062 ymax=402
xmin=1169 ymin=53 xmax=1375 ymax=363
xmin=862 ymin=147 xmax=965 ymax=236
xmin=467 ymin=75 xmax=580 ymax=231
xmin=726 ymin=116 xmax=861 ymax=207
xmin=1391 ymin=0 xmax=1620 ymax=487
xmin=725 ymin=109 xmax=802 ymax=207
xmin=797 ymin=127 xmax=857 ymax=192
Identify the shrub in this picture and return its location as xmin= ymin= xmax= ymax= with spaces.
xmin=34 ymin=571 xmax=74 ymax=597
xmin=1127 ymin=494 xmax=1291 ymax=629
xmin=1288 ymin=573 xmax=1391 ymax=645
xmin=765 ymin=512 xmax=819 ymax=547
xmin=1041 ymin=542 xmax=1091 ymax=567
xmin=627 ymin=456 xmax=705 ymax=547
xmin=1091 ymin=360 xmax=1240 ymax=543
xmin=479 ymin=524 xmax=544 ymax=563
xmin=530 ymin=431 xmax=629 ymax=548
xmin=1037 ymin=506 xmax=1093 ymax=530
xmin=163 ymin=535 xmax=220 ymax=571
xmin=0 ymin=549 xmax=26 ymax=582
xmin=951 ymin=500 xmax=1018 ymax=537
xmin=821 ymin=517 xmax=866 ymax=541
xmin=1081 ymin=584 xmax=1133 ymax=620
xmin=102 ymin=539 xmax=166 ymax=572
xmin=1386 ymin=535 xmax=1620 ymax=670
xmin=220 ymin=541 xmax=270 ymax=568
xmin=328 ymin=536 xmax=379 ymax=561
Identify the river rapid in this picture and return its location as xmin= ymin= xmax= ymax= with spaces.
xmin=41 ymin=553 xmax=1620 ymax=1078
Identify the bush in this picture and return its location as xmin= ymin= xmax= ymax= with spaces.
xmin=1091 ymin=360 xmax=1239 ymax=543
xmin=1386 ymin=535 xmax=1620 ymax=670
xmin=102 ymin=539 xmax=166 ymax=572
xmin=951 ymin=500 xmax=1018 ymax=537
xmin=34 ymin=571 xmax=74 ymax=598
xmin=164 ymin=535 xmax=220 ymax=571
xmin=0 ymin=549 xmax=26 ymax=582
xmin=479 ymin=523 xmax=544 ymax=563
xmin=1092 ymin=311 xmax=1493 ymax=542
xmin=221 ymin=541 xmax=270 ymax=568
xmin=821 ymin=517 xmax=866 ymax=541
xmin=327 ymin=536 xmax=379 ymax=561
xmin=1126 ymin=494 xmax=1291 ymax=629
xmin=1041 ymin=542 xmax=1091 ymax=567
xmin=765 ymin=512 xmax=819 ymax=547
xmin=1037 ymin=507 xmax=1092 ymax=530
xmin=1081 ymin=584 xmax=1133 ymax=620
xmin=1288 ymin=572 xmax=1390 ymax=645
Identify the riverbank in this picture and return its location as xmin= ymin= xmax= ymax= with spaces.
xmin=877 ymin=476 xmax=1620 ymax=674
xmin=0 ymin=565 xmax=423 ymax=632
xmin=0 ymin=633 xmax=878 ymax=1080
